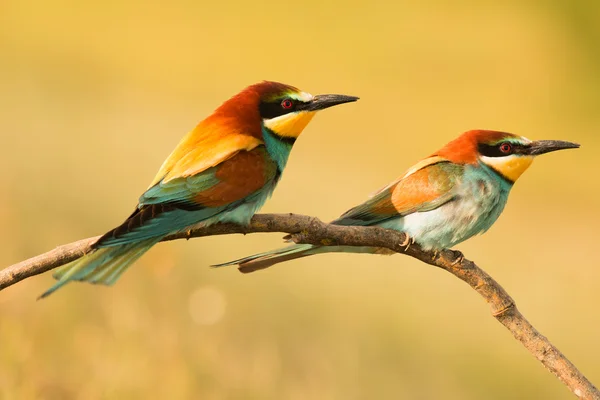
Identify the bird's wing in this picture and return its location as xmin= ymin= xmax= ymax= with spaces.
xmin=149 ymin=122 xmax=263 ymax=188
xmin=140 ymin=147 xmax=277 ymax=208
xmin=98 ymin=147 xmax=277 ymax=247
xmin=333 ymin=157 xmax=462 ymax=226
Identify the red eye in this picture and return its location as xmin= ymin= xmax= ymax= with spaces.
xmin=281 ymin=99 xmax=293 ymax=109
xmin=499 ymin=143 xmax=512 ymax=153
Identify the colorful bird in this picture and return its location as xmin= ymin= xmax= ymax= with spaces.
xmin=216 ymin=130 xmax=579 ymax=272
xmin=41 ymin=81 xmax=358 ymax=298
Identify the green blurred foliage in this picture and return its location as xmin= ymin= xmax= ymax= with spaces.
xmin=1 ymin=0 xmax=599 ymax=399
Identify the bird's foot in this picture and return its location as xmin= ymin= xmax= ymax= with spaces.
xmin=186 ymin=229 xmax=193 ymax=240
xmin=399 ymin=234 xmax=414 ymax=252
xmin=450 ymin=250 xmax=464 ymax=266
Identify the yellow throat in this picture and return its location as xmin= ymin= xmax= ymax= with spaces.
xmin=480 ymin=155 xmax=534 ymax=182
xmin=263 ymin=111 xmax=316 ymax=138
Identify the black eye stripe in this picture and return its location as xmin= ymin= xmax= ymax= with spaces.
xmin=478 ymin=142 xmax=528 ymax=157
xmin=259 ymin=101 xmax=290 ymax=119
xmin=259 ymin=98 xmax=308 ymax=119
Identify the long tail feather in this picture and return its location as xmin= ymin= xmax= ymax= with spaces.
xmin=213 ymin=244 xmax=391 ymax=273
xmin=86 ymin=243 xmax=151 ymax=285
xmin=213 ymin=244 xmax=320 ymax=273
xmin=39 ymin=238 xmax=159 ymax=299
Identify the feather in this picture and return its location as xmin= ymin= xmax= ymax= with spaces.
xmin=334 ymin=160 xmax=461 ymax=226
xmin=39 ymin=239 xmax=157 ymax=298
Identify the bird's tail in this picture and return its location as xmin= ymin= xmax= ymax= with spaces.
xmin=213 ymin=244 xmax=322 ymax=273
xmin=39 ymin=238 xmax=160 ymax=299
xmin=214 ymin=244 xmax=394 ymax=273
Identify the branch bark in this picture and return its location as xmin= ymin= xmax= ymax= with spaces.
xmin=1 ymin=213 xmax=597 ymax=399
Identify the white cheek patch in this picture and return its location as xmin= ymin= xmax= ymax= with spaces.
xmin=480 ymin=154 xmax=534 ymax=182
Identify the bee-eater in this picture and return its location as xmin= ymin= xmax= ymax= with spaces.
xmin=216 ymin=130 xmax=579 ymax=272
xmin=41 ymin=81 xmax=358 ymax=298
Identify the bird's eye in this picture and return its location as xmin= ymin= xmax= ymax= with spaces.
xmin=499 ymin=143 xmax=512 ymax=154
xmin=281 ymin=99 xmax=294 ymax=109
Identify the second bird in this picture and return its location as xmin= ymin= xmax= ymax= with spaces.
xmin=217 ymin=130 xmax=579 ymax=272
xmin=41 ymin=81 xmax=358 ymax=298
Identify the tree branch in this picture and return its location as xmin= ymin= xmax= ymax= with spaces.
xmin=1 ymin=213 xmax=597 ymax=399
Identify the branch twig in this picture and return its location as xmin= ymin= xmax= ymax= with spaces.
xmin=1 ymin=213 xmax=597 ymax=399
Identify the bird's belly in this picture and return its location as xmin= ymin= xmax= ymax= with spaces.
xmin=217 ymin=200 xmax=266 ymax=225
xmin=383 ymin=180 xmax=509 ymax=250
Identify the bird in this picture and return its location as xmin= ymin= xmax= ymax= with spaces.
xmin=215 ymin=129 xmax=579 ymax=273
xmin=40 ymin=81 xmax=358 ymax=298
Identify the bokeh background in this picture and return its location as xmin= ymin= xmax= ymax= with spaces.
xmin=1 ymin=1 xmax=599 ymax=399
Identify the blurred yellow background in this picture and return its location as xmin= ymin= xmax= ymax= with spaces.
xmin=1 ymin=0 xmax=599 ymax=399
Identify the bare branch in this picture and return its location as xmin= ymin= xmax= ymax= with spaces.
xmin=1 ymin=213 xmax=597 ymax=399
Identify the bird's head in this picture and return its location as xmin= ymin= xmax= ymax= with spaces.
xmin=257 ymin=83 xmax=359 ymax=141
xmin=435 ymin=130 xmax=580 ymax=183
xmin=210 ymin=81 xmax=358 ymax=140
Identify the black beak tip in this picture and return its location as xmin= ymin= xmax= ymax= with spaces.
xmin=556 ymin=141 xmax=581 ymax=150
xmin=324 ymin=94 xmax=360 ymax=104
xmin=530 ymin=140 xmax=581 ymax=155
xmin=308 ymin=94 xmax=360 ymax=111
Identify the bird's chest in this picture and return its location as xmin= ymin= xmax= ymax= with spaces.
xmin=397 ymin=169 xmax=510 ymax=250
xmin=214 ymin=165 xmax=280 ymax=226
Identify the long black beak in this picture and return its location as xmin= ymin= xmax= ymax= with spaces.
xmin=527 ymin=140 xmax=580 ymax=155
xmin=303 ymin=94 xmax=359 ymax=111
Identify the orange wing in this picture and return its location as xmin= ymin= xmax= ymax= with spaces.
xmin=149 ymin=119 xmax=263 ymax=187
xmin=333 ymin=157 xmax=461 ymax=226
xmin=192 ymin=148 xmax=277 ymax=207
xmin=105 ymin=147 xmax=278 ymax=247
